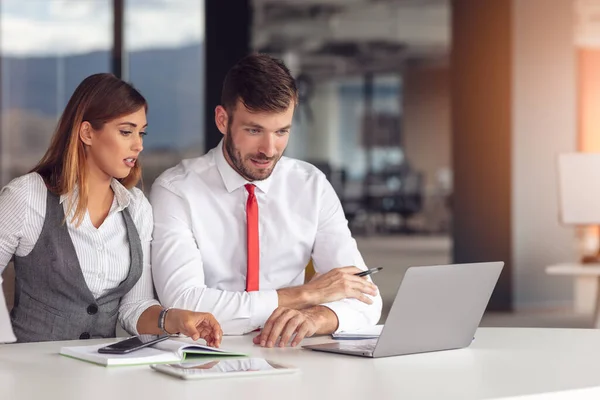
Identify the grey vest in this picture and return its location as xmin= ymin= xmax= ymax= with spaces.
xmin=10 ymin=190 xmax=143 ymax=343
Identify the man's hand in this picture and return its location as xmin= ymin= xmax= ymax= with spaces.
xmin=306 ymin=266 xmax=379 ymax=304
xmin=278 ymin=266 xmax=378 ymax=309
xmin=165 ymin=309 xmax=223 ymax=347
xmin=253 ymin=306 xmax=338 ymax=348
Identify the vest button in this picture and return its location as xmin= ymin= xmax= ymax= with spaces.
xmin=87 ymin=304 xmax=98 ymax=315
xmin=79 ymin=332 xmax=90 ymax=339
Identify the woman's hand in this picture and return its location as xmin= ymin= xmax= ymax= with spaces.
xmin=165 ymin=309 xmax=223 ymax=347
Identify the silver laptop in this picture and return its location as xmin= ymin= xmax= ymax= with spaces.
xmin=303 ymin=262 xmax=503 ymax=358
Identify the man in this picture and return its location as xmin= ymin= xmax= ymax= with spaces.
xmin=150 ymin=53 xmax=381 ymax=348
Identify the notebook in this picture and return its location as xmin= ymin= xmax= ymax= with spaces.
xmin=332 ymin=325 xmax=383 ymax=340
xmin=60 ymin=338 xmax=247 ymax=367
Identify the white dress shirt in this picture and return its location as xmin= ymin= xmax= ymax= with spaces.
xmin=150 ymin=140 xmax=382 ymax=335
xmin=0 ymin=173 xmax=160 ymax=334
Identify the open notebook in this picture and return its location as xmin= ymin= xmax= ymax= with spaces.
xmin=60 ymin=338 xmax=247 ymax=367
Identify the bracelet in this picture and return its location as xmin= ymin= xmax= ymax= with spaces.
xmin=158 ymin=307 xmax=173 ymax=335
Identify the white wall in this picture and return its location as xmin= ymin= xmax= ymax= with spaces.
xmin=512 ymin=0 xmax=578 ymax=309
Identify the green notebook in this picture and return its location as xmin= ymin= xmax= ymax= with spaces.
xmin=60 ymin=339 xmax=247 ymax=367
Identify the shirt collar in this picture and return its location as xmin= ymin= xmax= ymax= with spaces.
xmin=214 ymin=139 xmax=274 ymax=194
xmin=59 ymin=178 xmax=133 ymax=212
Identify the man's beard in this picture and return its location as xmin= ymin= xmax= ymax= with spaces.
xmin=224 ymin=129 xmax=280 ymax=181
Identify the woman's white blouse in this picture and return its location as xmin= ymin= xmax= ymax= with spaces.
xmin=0 ymin=173 xmax=159 ymax=334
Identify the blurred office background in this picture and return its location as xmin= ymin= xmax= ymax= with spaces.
xmin=2 ymin=0 xmax=600 ymax=329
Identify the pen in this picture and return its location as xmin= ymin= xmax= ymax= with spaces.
xmin=354 ymin=267 xmax=383 ymax=277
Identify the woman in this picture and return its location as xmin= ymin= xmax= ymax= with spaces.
xmin=0 ymin=73 xmax=222 ymax=344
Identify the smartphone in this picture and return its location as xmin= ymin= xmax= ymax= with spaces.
xmin=98 ymin=334 xmax=170 ymax=354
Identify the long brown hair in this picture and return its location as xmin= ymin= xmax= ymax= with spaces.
xmin=31 ymin=73 xmax=147 ymax=226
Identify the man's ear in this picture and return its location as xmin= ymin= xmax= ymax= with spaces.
xmin=215 ymin=106 xmax=229 ymax=135
xmin=79 ymin=121 xmax=94 ymax=146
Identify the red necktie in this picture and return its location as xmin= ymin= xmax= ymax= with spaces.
xmin=245 ymin=184 xmax=259 ymax=291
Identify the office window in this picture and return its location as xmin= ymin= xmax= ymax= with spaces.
xmin=0 ymin=0 xmax=111 ymax=186
xmin=252 ymin=0 xmax=451 ymax=237
xmin=125 ymin=0 xmax=205 ymax=190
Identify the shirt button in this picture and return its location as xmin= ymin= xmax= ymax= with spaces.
xmin=87 ymin=304 xmax=98 ymax=315
xmin=79 ymin=332 xmax=91 ymax=340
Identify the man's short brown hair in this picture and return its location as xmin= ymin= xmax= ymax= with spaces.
xmin=221 ymin=53 xmax=298 ymax=118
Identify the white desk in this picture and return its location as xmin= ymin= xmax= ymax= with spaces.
xmin=2 ymin=328 xmax=600 ymax=400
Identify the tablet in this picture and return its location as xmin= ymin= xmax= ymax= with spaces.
xmin=150 ymin=358 xmax=299 ymax=380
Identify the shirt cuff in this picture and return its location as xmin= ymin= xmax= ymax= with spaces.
xmin=249 ymin=289 xmax=279 ymax=330
xmin=320 ymin=299 xmax=382 ymax=334
xmin=119 ymin=299 xmax=161 ymax=335
xmin=320 ymin=301 xmax=356 ymax=333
